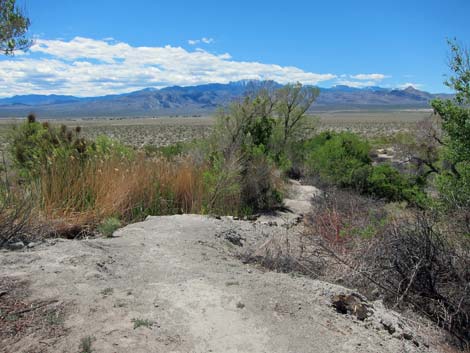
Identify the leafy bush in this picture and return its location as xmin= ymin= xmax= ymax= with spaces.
xmin=431 ymin=40 xmax=470 ymax=211
xmin=8 ymin=116 xmax=134 ymax=181
xmin=304 ymin=131 xmax=426 ymax=205
xmin=8 ymin=115 xmax=90 ymax=179
xmin=240 ymin=146 xmax=283 ymax=211
xmin=213 ymin=85 xmax=313 ymax=212
xmin=306 ymin=132 xmax=371 ymax=188
xmin=91 ymin=135 xmax=133 ymax=159
xmin=97 ymin=217 xmax=121 ymax=237
xmin=202 ymin=152 xmax=242 ymax=215
xmin=366 ymin=164 xmax=426 ymax=205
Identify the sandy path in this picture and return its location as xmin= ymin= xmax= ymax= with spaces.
xmin=0 ymin=183 xmax=443 ymax=353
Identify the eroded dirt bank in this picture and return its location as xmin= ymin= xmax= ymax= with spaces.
xmin=0 ymin=183 xmax=451 ymax=353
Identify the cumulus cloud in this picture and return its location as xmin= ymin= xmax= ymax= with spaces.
xmin=0 ymin=36 xmax=337 ymax=97
xmin=333 ymin=73 xmax=389 ymax=89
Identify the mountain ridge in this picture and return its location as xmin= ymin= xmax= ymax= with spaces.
xmin=0 ymin=81 xmax=452 ymax=118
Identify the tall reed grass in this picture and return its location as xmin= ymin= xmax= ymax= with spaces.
xmin=37 ymin=153 xmax=242 ymax=228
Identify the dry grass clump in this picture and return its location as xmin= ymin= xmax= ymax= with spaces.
xmin=37 ymin=153 xmax=242 ymax=230
xmin=0 ymin=158 xmax=40 ymax=246
xmin=0 ymin=194 xmax=36 ymax=247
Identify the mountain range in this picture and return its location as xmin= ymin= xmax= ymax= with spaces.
xmin=0 ymin=81 xmax=452 ymax=118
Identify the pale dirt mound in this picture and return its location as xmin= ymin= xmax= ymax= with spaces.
xmin=0 ymin=182 xmax=452 ymax=353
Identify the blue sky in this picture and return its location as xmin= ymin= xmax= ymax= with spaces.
xmin=0 ymin=0 xmax=468 ymax=97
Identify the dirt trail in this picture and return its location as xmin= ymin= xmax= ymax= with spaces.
xmin=0 ymin=182 xmax=447 ymax=353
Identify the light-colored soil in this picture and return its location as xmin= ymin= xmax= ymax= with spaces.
xmin=0 ymin=182 xmax=451 ymax=353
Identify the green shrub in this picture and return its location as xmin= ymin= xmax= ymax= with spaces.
xmin=90 ymin=135 xmax=133 ymax=159
xmin=366 ymin=164 xmax=426 ymax=205
xmin=8 ymin=115 xmax=89 ymax=179
xmin=8 ymin=116 xmax=134 ymax=181
xmin=202 ymin=152 xmax=242 ymax=215
xmin=306 ymin=132 xmax=371 ymax=188
xmin=430 ymin=40 xmax=470 ymax=212
xmin=143 ymin=142 xmax=187 ymax=158
xmin=241 ymin=146 xmax=283 ymax=211
xmin=436 ymin=161 xmax=470 ymax=208
xmin=97 ymin=217 xmax=121 ymax=237
xmin=304 ymin=131 xmax=426 ymax=204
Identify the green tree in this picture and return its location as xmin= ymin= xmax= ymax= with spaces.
xmin=275 ymin=82 xmax=319 ymax=150
xmin=431 ymin=39 xmax=470 ymax=208
xmin=0 ymin=0 xmax=31 ymax=55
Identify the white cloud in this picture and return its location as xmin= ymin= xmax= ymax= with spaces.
xmin=397 ymin=82 xmax=423 ymax=89
xmin=201 ymin=37 xmax=214 ymax=44
xmin=335 ymin=80 xmax=380 ymax=88
xmin=350 ymin=73 xmax=388 ymax=80
xmin=333 ymin=73 xmax=390 ymax=88
xmin=188 ymin=37 xmax=214 ymax=45
xmin=0 ymin=36 xmax=337 ymax=97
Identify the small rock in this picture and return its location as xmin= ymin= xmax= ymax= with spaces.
xmin=331 ymin=293 xmax=372 ymax=321
xmin=402 ymin=332 xmax=413 ymax=340
xmin=216 ymin=229 xmax=245 ymax=246
xmin=371 ymin=288 xmax=381 ymax=299
xmin=236 ymin=302 xmax=245 ymax=309
xmin=225 ymin=281 xmax=240 ymax=286
xmin=8 ymin=241 xmax=25 ymax=250
xmin=381 ymin=318 xmax=396 ymax=334
xmin=246 ymin=214 xmax=260 ymax=221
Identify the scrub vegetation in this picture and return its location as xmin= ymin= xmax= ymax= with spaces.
xmin=0 ymin=40 xmax=469 ymax=349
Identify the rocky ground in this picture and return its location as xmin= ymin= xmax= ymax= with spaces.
xmin=0 ymin=182 xmax=455 ymax=353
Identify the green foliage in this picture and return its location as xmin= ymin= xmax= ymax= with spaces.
xmin=131 ymin=318 xmax=153 ymax=329
xmin=97 ymin=217 xmax=121 ymax=237
xmin=366 ymin=164 xmax=426 ymax=205
xmin=444 ymin=39 xmax=470 ymax=106
xmin=202 ymin=152 xmax=241 ymax=214
xmin=431 ymin=39 xmax=470 ymax=209
xmin=304 ymin=131 xmax=425 ymax=204
xmin=275 ymin=83 xmax=320 ymax=150
xmin=91 ymin=135 xmax=133 ymax=159
xmin=213 ymin=83 xmax=317 ymax=212
xmin=240 ymin=145 xmax=283 ymax=211
xmin=8 ymin=116 xmax=133 ymax=180
xmin=436 ymin=162 xmax=470 ymax=208
xmin=8 ymin=116 xmax=90 ymax=179
xmin=0 ymin=0 xmax=31 ymax=55
xmin=245 ymin=115 xmax=275 ymax=148
xmin=306 ymin=132 xmax=371 ymax=188
xmin=78 ymin=336 xmax=94 ymax=353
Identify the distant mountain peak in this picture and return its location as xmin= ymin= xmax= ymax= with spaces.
xmin=403 ymin=86 xmax=420 ymax=93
